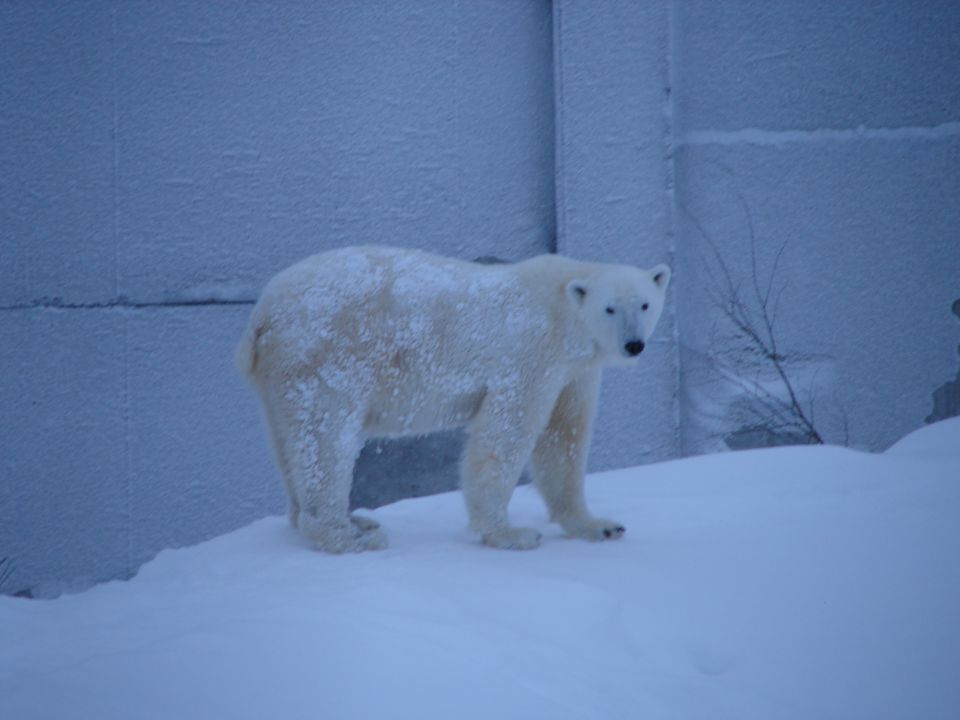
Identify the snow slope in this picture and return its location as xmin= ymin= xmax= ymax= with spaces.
xmin=2 ymin=419 xmax=959 ymax=720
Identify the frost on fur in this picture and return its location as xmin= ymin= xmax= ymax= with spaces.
xmin=238 ymin=245 xmax=670 ymax=553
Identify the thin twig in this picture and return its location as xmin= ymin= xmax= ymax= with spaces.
xmin=679 ymin=199 xmax=827 ymax=446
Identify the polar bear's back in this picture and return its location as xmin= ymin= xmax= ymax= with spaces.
xmin=260 ymin=244 xmax=512 ymax=337
xmin=244 ymin=246 xmax=548 ymax=391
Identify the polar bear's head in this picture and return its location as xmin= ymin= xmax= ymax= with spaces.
xmin=566 ymin=263 xmax=671 ymax=364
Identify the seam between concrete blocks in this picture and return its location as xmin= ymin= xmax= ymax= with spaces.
xmin=0 ymin=299 xmax=256 ymax=312
xmin=666 ymin=0 xmax=683 ymax=457
xmin=679 ymin=121 xmax=960 ymax=147
xmin=551 ymin=0 xmax=567 ymax=255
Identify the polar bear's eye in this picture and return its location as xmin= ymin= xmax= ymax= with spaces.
xmin=642 ymin=303 xmax=649 ymax=311
xmin=605 ymin=306 xmax=615 ymax=315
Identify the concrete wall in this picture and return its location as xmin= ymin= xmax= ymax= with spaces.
xmin=1 ymin=0 xmax=556 ymax=596
xmin=672 ymin=0 xmax=960 ymax=453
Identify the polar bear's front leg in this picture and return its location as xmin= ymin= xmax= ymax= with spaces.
xmin=530 ymin=368 xmax=626 ymax=542
xmin=461 ymin=392 xmax=549 ymax=550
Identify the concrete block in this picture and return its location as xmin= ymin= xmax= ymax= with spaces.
xmin=554 ymin=0 xmax=672 ymax=258
xmin=112 ymin=1 xmax=555 ymax=304
xmin=0 ymin=309 xmax=127 ymax=596
xmin=675 ymin=135 xmax=960 ymax=452
xmin=0 ymin=305 xmax=282 ymax=595
xmin=124 ymin=305 xmax=282 ymax=568
xmin=674 ymin=0 xmax=960 ymax=133
xmin=0 ymin=3 xmax=116 ymax=307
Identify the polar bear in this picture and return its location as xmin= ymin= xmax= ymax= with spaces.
xmin=237 ymin=246 xmax=670 ymax=553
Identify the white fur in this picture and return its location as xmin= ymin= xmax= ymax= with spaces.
xmin=237 ymin=246 xmax=670 ymax=552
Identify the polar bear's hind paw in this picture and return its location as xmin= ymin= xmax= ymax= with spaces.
xmin=300 ymin=515 xmax=388 ymax=553
xmin=350 ymin=514 xmax=380 ymax=531
xmin=481 ymin=526 xmax=542 ymax=551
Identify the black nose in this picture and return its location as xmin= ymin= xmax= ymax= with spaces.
xmin=625 ymin=340 xmax=645 ymax=356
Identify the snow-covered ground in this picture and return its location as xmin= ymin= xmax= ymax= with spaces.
xmin=2 ymin=419 xmax=959 ymax=720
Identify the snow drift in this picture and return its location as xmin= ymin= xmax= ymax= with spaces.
xmin=2 ymin=419 xmax=958 ymax=719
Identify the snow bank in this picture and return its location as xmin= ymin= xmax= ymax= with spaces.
xmin=2 ymin=419 xmax=958 ymax=719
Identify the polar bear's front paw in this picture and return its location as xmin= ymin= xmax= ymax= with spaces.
xmin=561 ymin=516 xmax=626 ymax=542
xmin=482 ymin=526 xmax=542 ymax=551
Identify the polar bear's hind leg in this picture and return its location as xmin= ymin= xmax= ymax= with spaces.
xmin=265 ymin=380 xmax=386 ymax=553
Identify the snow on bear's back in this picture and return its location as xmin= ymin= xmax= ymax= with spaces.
xmin=368 ymin=247 xmax=545 ymax=358
xmin=270 ymin=246 xmax=503 ymax=314
xmin=254 ymin=246 xmax=537 ymax=376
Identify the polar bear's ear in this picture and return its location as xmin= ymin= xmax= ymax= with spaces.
xmin=566 ymin=279 xmax=589 ymax=306
xmin=651 ymin=264 xmax=671 ymax=290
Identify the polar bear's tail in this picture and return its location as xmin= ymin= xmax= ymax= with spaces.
xmin=235 ymin=306 xmax=265 ymax=377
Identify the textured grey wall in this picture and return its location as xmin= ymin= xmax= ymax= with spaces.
xmin=1 ymin=1 xmax=555 ymax=307
xmin=673 ymin=0 xmax=960 ymax=453
xmin=1 ymin=1 xmax=555 ymax=596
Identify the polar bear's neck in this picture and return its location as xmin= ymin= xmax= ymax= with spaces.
xmin=509 ymin=255 xmax=603 ymax=367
